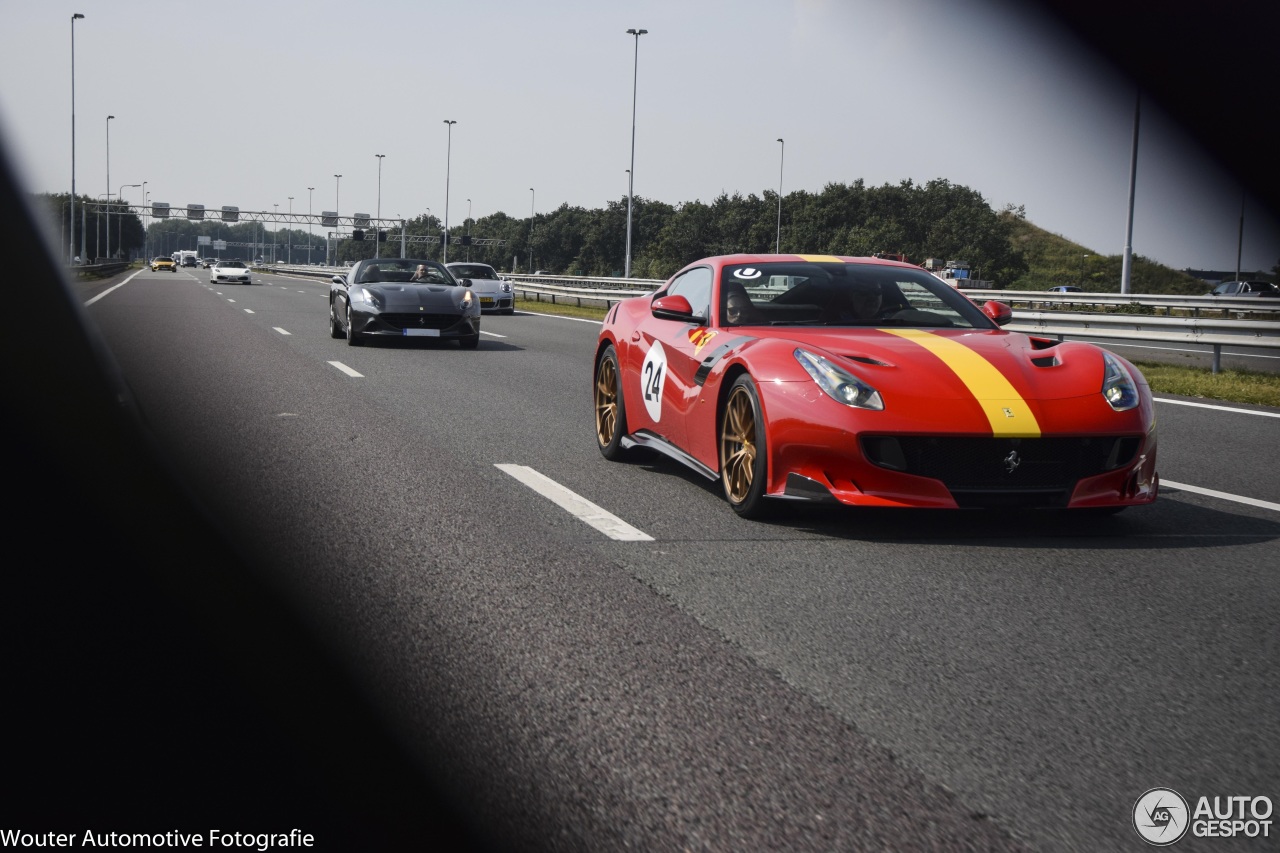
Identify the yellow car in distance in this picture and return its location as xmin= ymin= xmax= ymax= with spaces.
xmin=151 ymin=257 xmax=177 ymax=272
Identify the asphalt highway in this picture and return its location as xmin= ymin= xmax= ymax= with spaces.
xmin=72 ymin=265 xmax=1279 ymax=851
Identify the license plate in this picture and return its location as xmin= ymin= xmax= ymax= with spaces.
xmin=402 ymin=328 xmax=440 ymax=337
xmin=479 ymin=297 xmax=495 ymax=305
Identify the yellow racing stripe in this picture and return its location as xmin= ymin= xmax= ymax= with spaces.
xmin=882 ymin=329 xmax=1041 ymax=437
xmin=795 ymin=254 xmax=845 ymax=264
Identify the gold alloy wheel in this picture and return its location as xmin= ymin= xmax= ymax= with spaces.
xmin=595 ymin=354 xmax=619 ymax=448
xmin=721 ymin=385 xmax=757 ymax=504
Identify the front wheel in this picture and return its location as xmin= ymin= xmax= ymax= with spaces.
xmin=594 ymin=344 xmax=628 ymax=460
xmin=329 ymin=301 xmax=344 ymax=338
xmin=458 ymin=333 xmax=480 ymax=349
xmin=720 ymin=374 xmax=770 ymax=518
xmin=345 ymin=305 xmax=362 ymax=346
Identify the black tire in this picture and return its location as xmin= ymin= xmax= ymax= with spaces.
xmin=720 ymin=374 xmax=770 ymax=518
xmin=594 ymin=344 xmax=628 ymax=460
xmin=329 ymin=301 xmax=344 ymax=339
xmin=458 ymin=333 xmax=480 ymax=349
xmin=345 ymin=304 xmax=362 ymax=346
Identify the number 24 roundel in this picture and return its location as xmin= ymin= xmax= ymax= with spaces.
xmin=641 ymin=341 xmax=667 ymax=423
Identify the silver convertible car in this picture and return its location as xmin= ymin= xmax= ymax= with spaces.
xmin=328 ymin=258 xmax=481 ymax=347
xmin=446 ymin=262 xmax=514 ymax=314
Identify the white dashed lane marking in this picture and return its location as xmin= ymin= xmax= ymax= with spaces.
xmin=328 ymin=361 xmax=363 ymax=378
xmin=495 ymin=464 xmax=654 ymax=542
xmin=1160 ymin=480 xmax=1280 ymax=512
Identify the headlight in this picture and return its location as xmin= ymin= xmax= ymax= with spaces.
xmin=354 ymin=287 xmax=383 ymax=309
xmin=501 ymin=282 xmax=512 ymax=293
xmin=460 ymin=289 xmax=474 ymax=310
xmin=794 ymin=348 xmax=884 ymax=410
xmin=1101 ymin=352 xmax=1140 ymax=411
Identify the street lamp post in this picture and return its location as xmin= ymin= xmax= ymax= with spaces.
xmin=287 ymin=196 xmax=293 ymax=264
xmin=1078 ymin=253 xmax=1089 ymax=288
xmin=307 ymin=187 xmax=314 ymax=264
xmin=466 ymin=198 xmax=471 ymax=260
xmin=442 ymin=121 xmax=455 ymax=264
xmin=105 ymin=115 xmax=114 ymax=259
xmin=374 ymin=154 xmax=384 ymax=258
xmin=273 ymin=204 xmax=279 ymax=262
xmin=70 ymin=13 xmax=85 ymax=264
xmin=624 ymin=27 xmax=647 ymax=279
xmin=775 ymin=137 xmax=784 ymax=254
xmin=141 ymin=181 xmax=147 ymax=259
xmin=529 ymin=188 xmax=535 ymax=273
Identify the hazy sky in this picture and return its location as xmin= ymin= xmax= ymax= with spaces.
xmin=2 ymin=0 xmax=1276 ymax=274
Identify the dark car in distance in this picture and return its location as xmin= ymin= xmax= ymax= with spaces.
xmin=1207 ymin=280 xmax=1279 ymax=297
xmin=328 ymin=258 xmax=481 ymax=348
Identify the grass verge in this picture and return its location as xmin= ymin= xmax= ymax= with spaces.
xmin=516 ymin=299 xmax=1280 ymax=408
xmin=1133 ymin=361 xmax=1280 ymax=407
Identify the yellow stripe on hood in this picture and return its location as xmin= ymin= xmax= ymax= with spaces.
xmin=883 ymin=329 xmax=1041 ymax=437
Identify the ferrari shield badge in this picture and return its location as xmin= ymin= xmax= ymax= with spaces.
xmin=688 ymin=328 xmax=717 ymax=354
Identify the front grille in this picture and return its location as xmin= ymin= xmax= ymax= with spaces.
xmin=861 ymin=435 xmax=1141 ymax=507
xmin=380 ymin=312 xmax=462 ymax=331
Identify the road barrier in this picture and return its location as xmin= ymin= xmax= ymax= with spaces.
xmin=264 ymin=265 xmax=1279 ymax=372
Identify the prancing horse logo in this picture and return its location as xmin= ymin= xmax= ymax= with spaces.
xmin=1004 ymin=450 xmax=1021 ymax=474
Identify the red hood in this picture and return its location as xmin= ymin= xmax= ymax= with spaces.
xmin=746 ymin=327 xmax=1110 ymax=403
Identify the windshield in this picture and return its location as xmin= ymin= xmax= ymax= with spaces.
xmin=449 ymin=265 xmax=498 ymax=280
xmin=719 ymin=262 xmax=996 ymax=330
xmin=219 ymin=261 xmax=246 ymax=269
xmin=359 ymin=259 xmax=454 ymax=285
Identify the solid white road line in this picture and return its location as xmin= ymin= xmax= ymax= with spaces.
xmin=273 ymin=327 xmax=291 ymax=335
xmin=520 ymin=310 xmax=604 ymax=325
xmin=327 ymin=361 xmax=363 ymax=378
xmin=1161 ymin=480 xmax=1280 ymax=512
xmin=82 ymin=268 xmax=144 ymax=306
xmin=1155 ymin=397 xmax=1280 ymax=418
xmin=495 ymin=463 xmax=654 ymax=541
xmin=244 ymin=308 xmax=254 ymax=314
xmin=480 ymin=330 xmax=507 ymax=338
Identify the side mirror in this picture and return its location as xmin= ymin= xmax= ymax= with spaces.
xmin=455 ymin=278 xmax=471 ymax=288
xmin=331 ymin=275 xmax=347 ymax=286
xmin=651 ymin=294 xmax=703 ymax=323
xmin=981 ymin=300 xmax=1012 ymax=326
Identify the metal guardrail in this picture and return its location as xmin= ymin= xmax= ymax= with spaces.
xmin=1005 ymin=320 xmax=1280 ymax=373
xmin=262 ymin=265 xmax=1279 ymax=371
xmin=69 ymin=261 xmax=133 ymax=279
xmin=961 ymin=288 xmax=1280 ymax=318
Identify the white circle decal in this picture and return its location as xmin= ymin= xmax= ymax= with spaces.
xmin=1132 ymin=788 xmax=1190 ymax=846
xmin=734 ymin=267 xmax=762 ymax=280
xmin=640 ymin=340 xmax=668 ymax=422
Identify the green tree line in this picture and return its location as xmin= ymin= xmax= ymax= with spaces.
xmin=33 ymin=192 xmax=146 ymax=261
xmin=331 ymin=178 xmax=1030 ymax=284
xmin=37 ymin=180 xmax=1270 ymax=291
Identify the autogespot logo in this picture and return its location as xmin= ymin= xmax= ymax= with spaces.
xmin=1134 ymin=788 xmax=1191 ymax=846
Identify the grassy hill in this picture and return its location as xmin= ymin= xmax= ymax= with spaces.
xmin=1003 ymin=217 xmax=1219 ymax=294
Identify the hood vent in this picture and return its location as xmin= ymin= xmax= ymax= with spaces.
xmin=1031 ymin=355 xmax=1060 ymax=367
xmin=845 ymin=355 xmax=891 ymax=367
xmin=1028 ymin=336 xmax=1060 ymax=350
